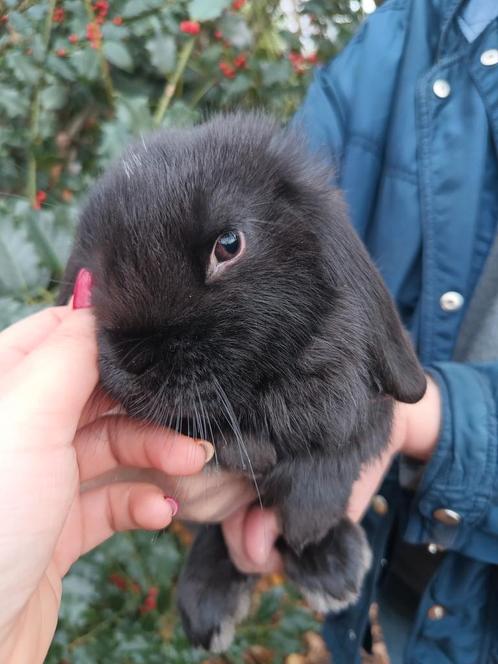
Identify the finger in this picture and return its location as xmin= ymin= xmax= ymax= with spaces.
xmin=70 ymin=483 xmax=175 ymax=570
xmin=75 ymin=415 xmax=212 ymax=481
xmin=0 ymin=306 xmax=72 ymax=376
xmin=244 ymin=507 xmax=283 ymax=571
xmin=223 ymin=505 xmax=282 ymax=575
xmin=2 ymin=308 xmax=99 ymax=444
xmin=78 ymin=386 xmax=119 ymax=429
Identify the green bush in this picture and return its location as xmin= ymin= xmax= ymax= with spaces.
xmin=0 ymin=0 xmax=373 ymax=660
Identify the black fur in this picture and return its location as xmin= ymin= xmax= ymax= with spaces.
xmin=59 ymin=112 xmax=426 ymax=650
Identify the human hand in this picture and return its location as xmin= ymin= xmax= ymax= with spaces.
xmin=222 ymin=375 xmax=442 ymax=575
xmin=0 ymin=274 xmax=214 ymax=663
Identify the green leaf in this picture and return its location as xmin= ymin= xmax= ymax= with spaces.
xmin=6 ymin=51 xmax=39 ymax=85
xmin=117 ymin=95 xmax=154 ymax=131
xmin=40 ymin=85 xmax=67 ymax=111
xmin=160 ymin=100 xmax=200 ymax=128
xmin=46 ymin=53 xmax=75 ymax=80
xmin=260 ymin=60 xmax=293 ymax=86
xmin=0 ymin=297 xmax=44 ymax=330
xmin=101 ymin=23 xmax=130 ymax=40
xmin=219 ymin=14 xmax=252 ymax=49
xmin=71 ymin=48 xmax=100 ymax=80
xmin=0 ymin=218 xmax=50 ymax=296
xmin=30 ymin=34 xmax=46 ymax=63
xmin=103 ymin=41 xmax=134 ymax=72
xmin=122 ymin=0 xmax=163 ymax=19
xmin=7 ymin=11 xmax=32 ymax=36
xmin=146 ymin=35 xmax=176 ymax=75
xmin=0 ymin=87 xmax=28 ymax=118
xmin=223 ymin=73 xmax=252 ymax=99
xmin=25 ymin=4 xmax=46 ymax=21
xmin=188 ymin=0 xmax=231 ymax=21
xmin=122 ymin=0 xmax=148 ymax=17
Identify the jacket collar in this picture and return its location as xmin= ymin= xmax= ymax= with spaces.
xmin=437 ymin=0 xmax=468 ymax=58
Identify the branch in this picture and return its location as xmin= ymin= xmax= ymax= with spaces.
xmin=153 ymin=37 xmax=196 ymax=126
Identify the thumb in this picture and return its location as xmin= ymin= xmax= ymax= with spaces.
xmin=2 ymin=307 xmax=99 ymax=445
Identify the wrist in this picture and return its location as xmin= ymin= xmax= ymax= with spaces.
xmin=400 ymin=373 xmax=442 ymax=462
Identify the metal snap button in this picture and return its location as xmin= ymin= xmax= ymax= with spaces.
xmin=371 ymin=494 xmax=389 ymax=516
xmin=427 ymin=604 xmax=446 ymax=620
xmin=439 ymin=291 xmax=464 ymax=312
xmin=480 ymin=49 xmax=498 ymax=67
xmin=427 ymin=542 xmax=445 ymax=554
xmin=433 ymin=79 xmax=451 ymax=98
xmin=433 ymin=508 xmax=462 ymax=526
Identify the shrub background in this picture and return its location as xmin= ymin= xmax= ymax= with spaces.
xmin=0 ymin=1 xmax=374 ymax=661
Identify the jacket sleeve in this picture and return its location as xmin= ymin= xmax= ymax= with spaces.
xmin=403 ymin=361 xmax=498 ymax=563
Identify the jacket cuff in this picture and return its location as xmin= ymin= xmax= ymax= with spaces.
xmin=403 ymin=362 xmax=497 ymax=550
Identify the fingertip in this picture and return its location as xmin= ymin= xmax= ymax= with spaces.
xmin=197 ymin=439 xmax=215 ymax=464
xmin=245 ymin=508 xmax=280 ymax=566
xmin=156 ymin=432 xmax=211 ymax=475
xmin=164 ymin=496 xmax=179 ymax=517
xmin=130 ymin=486 xmax=174 ymax=530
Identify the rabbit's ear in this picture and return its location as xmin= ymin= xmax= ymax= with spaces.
xmin=324 ymin=200 xmax=427 ymax=405
xmin=368 ymin=294 xmax=426 ymax=403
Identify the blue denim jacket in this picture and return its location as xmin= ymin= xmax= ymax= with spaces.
xmin=296 ymin=1 xmax=498 ymax=662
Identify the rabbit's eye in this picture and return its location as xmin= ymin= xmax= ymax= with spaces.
xmin=207 ymin=230 xmax=245 ymax=281
xmin=214 ymin=231 xmax=243 ymax=263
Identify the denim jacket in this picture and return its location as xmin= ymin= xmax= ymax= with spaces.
xmin=296 ymin=1 xmax=498 ymax=662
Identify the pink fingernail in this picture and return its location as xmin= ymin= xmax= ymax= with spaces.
xmin=72 ymin=268 xmax=93 ymax=309
xmin=164 ymin=496 xmax=179 ymax=517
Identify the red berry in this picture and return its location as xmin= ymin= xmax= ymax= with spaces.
xmin=179 ymin=20 xmax=201 ymax=35
xmin=109 ymin=573 xmax=127 ymax=591
xmin=56 ymin=47 xmax=67 ymax=57
xmin=33 ymin=191 xmax=47 ymax=210
xmin=68 ymin=34 xmax=79 ymax=43
xmin=112 ymin=16 xmax=123 ymax=25
xmin=214 ymin=30 xmax=223 ymax=40
xmin=0 ymin=14 xmax=8 ymax=24
xmin=219 ymin=61 xmax=236 ymax=79
xmin=231 ymin=0 xmax=246 ymax=9
xmin=288 ymin=51 xmax=303 ymax=64
xmin=234 ymin=53 xmax=247 ymax=69
xmin=94 ymin=0 xmax=109 ymax=17
xmin=140 ymin=587 xmax=159 ymax=613
xmin=305 ymin=52 xmax=319 ymax=64
xmin=53 ymin=7 xmax=65 ymax=22
xmin=86 ymin=21 xmax=101 ymax=48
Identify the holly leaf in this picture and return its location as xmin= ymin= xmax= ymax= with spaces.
xmin=71 ymin=48 xmax=100 ymax=80
xmin=219 ymin=14 xmax=252 ymax=49
xmin=122 ymin=0 xmax=163 ymax=19
xmin=103 ymin=41 xmax=134 ymax=72
xmin=146 ymin=35 xmax=176 ymax=75
xmin=188 ymin=0 xmax=231 ymax=22
xmin=40 ymin=85 xmax=67 ymax=111
xmin=261 ymin=60 xmax=293 ymax=86
xmin=0 ymin=218 xmax=49 ymax=296
xmin=0 ymin=86 xmax=28 ymax=118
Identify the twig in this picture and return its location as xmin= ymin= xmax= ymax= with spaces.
xmin=189 ymin=77 xmax=217 ymax=109
xmin=83 ymin=0 xmax=116 ymax=106
xmin=21 ymin=0 xmax=62 ymax=275
xmin=154 ymin=37 xmax=196 ymax=126
xmin=26 ymin=0 xmax=56 ymax=206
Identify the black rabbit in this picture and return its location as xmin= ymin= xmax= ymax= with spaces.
xmin=59 ymin=112 xmax=426 ymax=651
